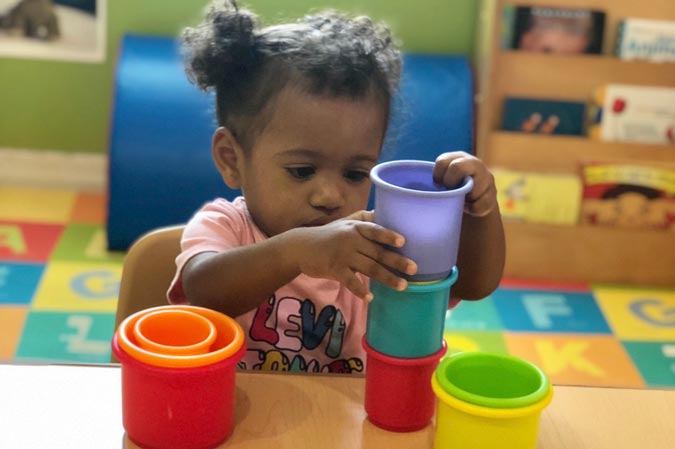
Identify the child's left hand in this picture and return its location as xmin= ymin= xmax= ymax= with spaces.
xmin=433 ymin=151 xmax=498 ymax=217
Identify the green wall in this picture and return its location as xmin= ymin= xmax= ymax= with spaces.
xmin=0 ymin=0 xmax=477 ymax=154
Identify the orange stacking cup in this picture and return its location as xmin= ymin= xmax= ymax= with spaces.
xmin=116 ymin=305 xmax=244 ymax=368
xmin=133 ymin=309 xmax=217 ymax=356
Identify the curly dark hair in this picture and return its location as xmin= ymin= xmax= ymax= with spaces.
xmin=181 ymin=0 xmax=402 ymax=150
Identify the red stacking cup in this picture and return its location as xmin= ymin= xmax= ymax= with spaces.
xmin=112 ymin=305 xmax=245 ymax=449
xmin=362 ymin=337 xmax=447 ymax=432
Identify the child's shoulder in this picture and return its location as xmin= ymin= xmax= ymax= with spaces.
xmin=199 ymin=196 xmax=247 ymax=214
xmin=185 ymin=196 xmax=259 ymax=242
xmin=188 ymin=196 xmax=249 ymax=227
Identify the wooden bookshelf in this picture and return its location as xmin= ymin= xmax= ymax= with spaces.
xmin=489 ymin=53 xmax=675 ymax=131
xmin=475 ymin=0 xmax=675 ymax=287
xmin=486 ymin=132 xmax=675 ymax=173
xmin=504 ymin=222 xmax=675 ymax=286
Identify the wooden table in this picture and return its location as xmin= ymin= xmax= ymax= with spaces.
xmin=0 ymin=363 xmax=673 ymax=448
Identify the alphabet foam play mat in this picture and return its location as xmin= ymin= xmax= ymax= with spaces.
xmin=1 ymin=186 xmax=674 ymax=388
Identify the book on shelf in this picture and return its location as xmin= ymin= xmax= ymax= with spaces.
xmin=502 ymin=97 xmax=586 ymax=136
xmin=586 ymin=84 xmax=675 ymax=145
xmin=494 ymin=168 xmax=582 ymax=225
xmin=580 ymin=163 xmax=675 ymax=231
xmin=501 ymin=5 xmax=605 ymax=54
xmin=616 ymin=18 xmax=675 ymax=63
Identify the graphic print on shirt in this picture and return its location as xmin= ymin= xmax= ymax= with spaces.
xmin=242 ymin=294 xmax=364 ymax=373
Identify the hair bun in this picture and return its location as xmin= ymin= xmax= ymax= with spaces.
xmin=182 ymin=0 xmax=259 ymax=91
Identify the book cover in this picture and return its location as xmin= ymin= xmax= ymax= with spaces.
xmin=502 ymin=5 xmax=606 ymax=54
xmin=494 ymin=169 xmax=582 ymax=225
xmin=594 ymin=84 xmax=675 ymax=145
xmin=580 ymin=163 xmax=675 ymax=231
xmin=616 ymin=18 xmax=675 ymax=63
xmin=502 ymin=97 xmax=586 ymax=135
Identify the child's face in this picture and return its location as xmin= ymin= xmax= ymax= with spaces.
xmin=233 ymin=87 xmax=386 ymax=237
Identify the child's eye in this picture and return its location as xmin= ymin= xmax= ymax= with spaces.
xmin=286 ymin=166 xmax=315 ymax=179
xmin=344 ymin=170 xmax=369 ymax=183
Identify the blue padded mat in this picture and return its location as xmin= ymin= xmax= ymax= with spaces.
xmin=107 ymin=34 xmax=473 ymax=250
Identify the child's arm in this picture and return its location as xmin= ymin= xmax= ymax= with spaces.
xmin=181 ymin=211 xmax=417 ymax=317
xmin=433 ymin=152 xmax=506 ymax=300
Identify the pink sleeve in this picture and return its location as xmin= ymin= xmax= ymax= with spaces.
xmin=167 ymin=200 xmax=245 ymax=304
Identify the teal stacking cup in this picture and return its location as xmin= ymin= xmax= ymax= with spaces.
xmin=366 ymin=267 xmax=458 ymax=358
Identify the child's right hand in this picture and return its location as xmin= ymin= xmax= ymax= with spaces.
xmin=285 ymin=210 xmax=417 ymax=301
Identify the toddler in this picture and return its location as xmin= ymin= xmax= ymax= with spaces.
xmin=168 ymin=0 xmax=505 ymax=373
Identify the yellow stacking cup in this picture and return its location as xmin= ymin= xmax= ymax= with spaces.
xmin=431 ymin=352 xmax=553 ymax=449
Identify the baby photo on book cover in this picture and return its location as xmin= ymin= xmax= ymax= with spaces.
xmin=502 ymin=5 xmax=606 ymax=54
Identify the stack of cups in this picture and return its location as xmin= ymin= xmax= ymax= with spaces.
xmin=432 ymin=352 xmax=553 ymax=449
xmin=112 ymin=305 xmax=246 ymax=449
xmin=364 ymin=160 xmax=473 ymax=432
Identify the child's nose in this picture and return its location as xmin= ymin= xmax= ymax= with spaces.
xmin=310 ymin=179 xmax=345 ymax=212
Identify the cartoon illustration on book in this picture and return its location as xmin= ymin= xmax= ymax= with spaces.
xmin=503 ymin=97 xmax=585 ymax=136
xmin=581 ymin=164 xmax=675 ymax=231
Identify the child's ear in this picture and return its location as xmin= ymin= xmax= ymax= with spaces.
xmin=212 ymin=127 xmax=244 ymax=189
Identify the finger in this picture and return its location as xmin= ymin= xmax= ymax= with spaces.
xmin=354 ymin=222 xmax=405 ymax=248
xmin=465 ymin=185 xmax=498 ymax=217
xmin=466 ymin=171 xmax=491 ymax=203
xmin=359 ymin=242 xmax=417 ymax=276
xmin=345 ymin=210 xmax=374 ymax=222
xmin=338 ymin=269 xmax=373 ymax=301
xmin=433 ymin=152 xmax=468 ymax=184
xmin=362 ymin=210 xmax=375 ymax=222
xmin=440 ymin=157 xmax=480 ymax=190
xmin=465 ymin=169 xmax=495 ymax=204
xmin=350 ymin=254 xmax=408 ymax=292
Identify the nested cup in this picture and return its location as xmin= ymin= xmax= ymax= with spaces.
xmin=432 ymin=352 xmax=553 ymax=449
xmin=113 ymin=305 xmax=245 ymax=449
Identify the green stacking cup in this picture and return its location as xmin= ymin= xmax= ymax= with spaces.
xmin=435 ymin=352 xmax=550 ymax=408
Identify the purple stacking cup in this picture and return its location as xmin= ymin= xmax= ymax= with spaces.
xmin=370 ymin=160 xmax=473 ymax=281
